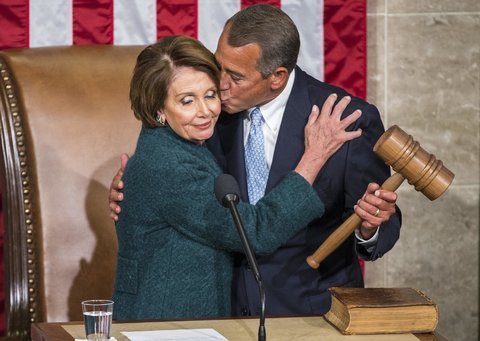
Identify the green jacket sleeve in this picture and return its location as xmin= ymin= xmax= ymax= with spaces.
xmin=157 ymin=163 xmax=324 ymax=256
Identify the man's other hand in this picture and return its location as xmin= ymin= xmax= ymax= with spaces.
xmin=109 ymin=153 xmax=129 ymax=221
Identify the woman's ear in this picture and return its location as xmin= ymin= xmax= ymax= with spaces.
xmin=268 ymin=67 xmax=289 ymax=91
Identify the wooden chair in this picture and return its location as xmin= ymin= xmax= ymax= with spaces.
xmin=0 ymin=45 xmax=143 ymax=339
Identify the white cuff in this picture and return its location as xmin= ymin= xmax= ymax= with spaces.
xmin=355 ymin=226 xmax=380 ymax=250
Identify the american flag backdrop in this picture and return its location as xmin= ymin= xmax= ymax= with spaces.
xmin=0 ymin=0 xmax=366 ymax=333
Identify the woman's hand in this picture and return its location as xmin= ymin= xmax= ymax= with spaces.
xmin=295 ymin=94 xmax=362 ymax=184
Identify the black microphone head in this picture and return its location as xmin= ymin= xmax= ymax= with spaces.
xmin=214 ymin=174 xmax=240 ymax=207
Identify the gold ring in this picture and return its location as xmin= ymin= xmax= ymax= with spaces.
xmin=374 ymin=208 xmax=380 ymax=217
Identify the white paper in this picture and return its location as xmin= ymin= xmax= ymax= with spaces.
xmin=75 ymin=338 xmax=117 ymax=341
xmin=121 ymin=328 xmax=229 ymax=341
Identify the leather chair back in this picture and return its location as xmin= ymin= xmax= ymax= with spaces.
xmin=0 ymin=45 xmax=143 ymax=338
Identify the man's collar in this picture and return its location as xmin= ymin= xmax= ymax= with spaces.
xmin=246 ymin=69 xmax=296 ymax=122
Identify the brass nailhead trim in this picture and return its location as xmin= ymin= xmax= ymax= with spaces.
xmin=2 ymin=59 xmax=37 ymax=326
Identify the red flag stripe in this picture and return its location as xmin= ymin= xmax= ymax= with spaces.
xmin=0 ymin=0 xmax=29 ymax=49
xmin=241 ymin=0 xmax=280 ymax=9
xmin=324 ymin=0 xmax=367 ymax=99
xmin=73 ymin=0 xmax=114 ymax=45
xmin=157 ymin=0 xmax=197 ymax=39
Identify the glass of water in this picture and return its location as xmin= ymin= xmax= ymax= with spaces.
xmin=81 ymin=299 xmax=114 ymax=341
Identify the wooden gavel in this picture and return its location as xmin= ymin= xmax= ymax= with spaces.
xmin=306 ymin=125 xmax=455 ymax=269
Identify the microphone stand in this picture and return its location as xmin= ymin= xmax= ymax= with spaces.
xmin=225 ymin=197 xmax=266 ymax=341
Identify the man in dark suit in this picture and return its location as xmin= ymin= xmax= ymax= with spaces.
xmin=110 ymin=4 xmax=400 ymax=316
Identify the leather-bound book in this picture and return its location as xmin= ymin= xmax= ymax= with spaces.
xmin=324 ymin=287 xmax=439 ymax=335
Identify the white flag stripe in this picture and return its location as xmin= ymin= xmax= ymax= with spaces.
xmin=282 ymin=0 xmax=324 ymax=80
xmin=198 ymin=0 xmax=240 ymax=53
xmin=114 ymin=0 xmax=157 ymax=45
xmin=29 ymin=0 xmax=72 ymax=47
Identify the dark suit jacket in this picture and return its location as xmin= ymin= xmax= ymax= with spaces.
xmin=207 ymin=66 xmax=401 ymax=316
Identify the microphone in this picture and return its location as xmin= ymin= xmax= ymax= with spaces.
xmin=214 ymin=174 xmax=266 ymax=341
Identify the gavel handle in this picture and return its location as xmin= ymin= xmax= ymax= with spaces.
xmin=306 ymin=172 xmax=406 ymax=269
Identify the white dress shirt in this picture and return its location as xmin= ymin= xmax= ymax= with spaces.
xmin=243 ymin=70 xmax=296 ymax=167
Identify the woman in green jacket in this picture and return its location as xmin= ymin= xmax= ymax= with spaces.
xmin=112 ymin=35 xmax=360 ymax=320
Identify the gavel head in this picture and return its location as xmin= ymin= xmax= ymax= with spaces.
xmin=373 ymin=125 xmax=454 ymax=200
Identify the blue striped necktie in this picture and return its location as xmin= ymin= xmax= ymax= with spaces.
xmin=245 ymin=107 xmax=269 ymax=204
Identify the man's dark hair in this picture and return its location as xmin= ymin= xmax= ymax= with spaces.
xmin=225 ymin=4 xmax=300 ymax=78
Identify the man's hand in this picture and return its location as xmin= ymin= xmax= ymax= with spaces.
xmin=109 ymin=153 xmax=129 ymax=221
xmin=354 ymin=183 xmax=398 ymax=239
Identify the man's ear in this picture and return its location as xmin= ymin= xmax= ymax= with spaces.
xmin=268 ymin=67 xmax=289 ymax=91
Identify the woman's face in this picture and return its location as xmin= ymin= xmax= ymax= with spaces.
xmin=159 ymin=67 xmax=221 ymax=144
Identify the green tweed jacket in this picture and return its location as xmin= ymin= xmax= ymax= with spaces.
xmin=112 ymin=126 xmax=324 ymax=320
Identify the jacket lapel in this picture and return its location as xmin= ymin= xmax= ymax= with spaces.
xmin=217 ymin=112 xmax=249 ymax=202
xmin=266 ymin=67 xmax=312 ymax=192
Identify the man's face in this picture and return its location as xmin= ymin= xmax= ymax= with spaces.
xmin=214 ymin=30 xmax=274 ymax=114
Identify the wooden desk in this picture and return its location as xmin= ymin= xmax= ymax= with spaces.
xmin=31 ymin=316 xmax=446 ymax=341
